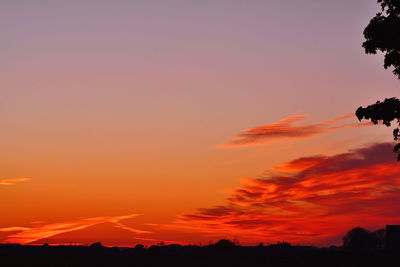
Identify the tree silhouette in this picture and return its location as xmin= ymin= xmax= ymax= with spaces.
xmin=363 ymin=0 xmax=400 ymax=78
xmin=211 ymin=239 xmax=237 ymax=249
xmin=356 ymin=0 xmax=400 ymax=160
xmin=356 ymin=97 xmax=400 ymax=160
xmin=343 ymin=227 xmax=383 ymax=251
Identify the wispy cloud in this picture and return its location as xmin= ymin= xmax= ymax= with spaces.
xmin=1 ymin=214 xmax=146 ymax=244
xmin=218 ymin=114 xmax=372 ymax=148
xmin=175 ymin=143 xmax=400 ymax=245
xmin=0 ymin=226 xmax=30 ymax=232
xmin=0 ymin=178 xmax=30 ymax=185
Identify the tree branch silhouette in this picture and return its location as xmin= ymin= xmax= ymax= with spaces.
xmin=356 ymin=0 xmax=400 ymax=160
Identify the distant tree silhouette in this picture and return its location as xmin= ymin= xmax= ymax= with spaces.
xmin=90 ymin=242 xmax=103 ymax=248
xmin=372 ymin=228 xmax=386 ymax=250
xmin=135 ymin=244 xmax=144 ymax=249
xmin=356 ymin=0 xmax=400 ymax=160
xmin=343 ymin=227 xmax=385 ymax=251
xmin=211 ymin=239 xmax=237 ymax=249
xmin=343 ymin=227 xmax=373 ymax=251
xmin=1 ymin=235 xmax=398 ymax=266
xmin=271 ymin=241 xmax=291 ymax=248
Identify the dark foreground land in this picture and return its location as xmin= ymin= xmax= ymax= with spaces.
xmin=1 ymin=242 xmax=399 ymax=267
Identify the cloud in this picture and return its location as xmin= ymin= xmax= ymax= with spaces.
xmin=0 ymin=227 xmax=30 ymax=232
xmin=218 ymin=114 xmax=372 ymax=148
xmin=0 ymin=214 xmax=147 ymax=244
xmin=0 ymin=178 xmax=30 ymax=185
xmin=176 ymin=143 xmax=400 ymax=245
xmin=29 ymin=222 xmax=155 ymax=246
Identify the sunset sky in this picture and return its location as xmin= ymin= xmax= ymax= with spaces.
xmin=1 ymin=0 xmax=400 ymax=247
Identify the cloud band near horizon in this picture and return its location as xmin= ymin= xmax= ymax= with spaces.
xmin=0 ymin=214 xmax=148 ymax=244
xmin=174 ymin=142 xmax=400 ymax=246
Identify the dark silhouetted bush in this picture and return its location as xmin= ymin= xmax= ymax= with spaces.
xmin=343 ymin=227 xmax=384 ymax=252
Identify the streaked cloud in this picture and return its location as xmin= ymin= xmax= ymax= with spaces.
xmin=176 ymin=143 xmax=400 ymax=245
xmin=0 ymin=178 xmax=30 ymax=185
xmin=0 ymin=226 xmax=30 ymax=232
xmin=218 ymin=114 xmax=372 ymax=148
xmin=1 ymin=214 xmax=147 ymax=244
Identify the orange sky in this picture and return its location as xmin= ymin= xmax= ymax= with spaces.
xmin=2 ymin=114 xmax=399 ymax=246
xmin=1 ymin=0 xmax=400 ymax=247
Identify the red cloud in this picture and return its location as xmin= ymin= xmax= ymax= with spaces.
xmin=218 ymin=114 xmax=372 ymax=148
xmin=176 ymin=143 xmax=400 ymax=246
xmin=0 ymin=214 xmax=147 ymax=245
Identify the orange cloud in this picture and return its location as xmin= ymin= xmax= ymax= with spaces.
xmin=218 ymin=114 xmax=372 ymax=148
xmin=28 ymin=222 xmax=158 ymax=247
xmin=176 ymin=143 xmax=400 ymax=246
xmin=0 ymin=178 xmax=30 ymax=185
xmin=0 ymin=227 xmax=30 ymax=232
xmin=1 ymin=214 xmax=146 ymax=244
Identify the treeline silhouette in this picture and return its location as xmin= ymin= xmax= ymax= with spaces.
xmin=1 ymin=227 xmax=399 ymax=267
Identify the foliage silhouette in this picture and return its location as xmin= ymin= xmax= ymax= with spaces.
xmin=356 ymin=0 xmax=400 ymax=159
xmin=90 ymin=242 xmax=103 ymax=248
xmin=211 ymin=239 xmax=237 ymax=249
xmin=362 ymin=0 xmax=400 ymax=78
xmin=356 ymin=97 xmax=400 ymax=159
xmin=342 ymin=227 xmax=385 ymax=252
xmin=0 ymin=234 xmax=398 ymax=267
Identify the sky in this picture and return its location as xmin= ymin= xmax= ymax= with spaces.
xmin=1 ymin=0 xmax=400 ymax=247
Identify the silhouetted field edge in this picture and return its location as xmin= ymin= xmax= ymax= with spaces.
xmin=1 ymin=238 xmax=399 ymax=267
